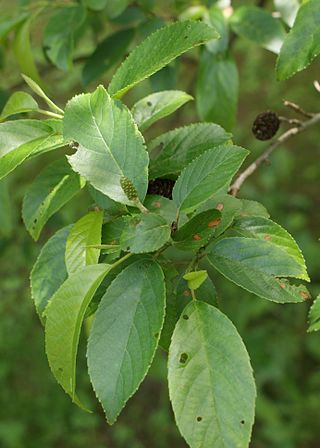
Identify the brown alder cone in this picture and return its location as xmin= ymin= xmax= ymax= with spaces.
xmin=252 ymin=111 xmax=280 ymax=140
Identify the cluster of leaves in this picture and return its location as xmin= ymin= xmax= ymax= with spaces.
xmin=1 ymin=1 xmax=320 ymax=447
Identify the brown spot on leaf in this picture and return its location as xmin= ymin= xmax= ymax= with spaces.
xmin=300 ymin=291 xmax=311 ymax=300
xmin=279 ymin=283 xmax=286 ymax=289
xmin=216 ymin=203 xmax=224 ymax=211
xmin=153 ymin=201 xmax=161 ymax=208
xmin=208 ymin=218 xmax=221 ymax=228
xmin=183 ymin=289 xmax=191 ymax=297
xmin=264 ymin=234 xmax=272 ymax=241
xmin=192 ymin=234 xmax=202 ymax=241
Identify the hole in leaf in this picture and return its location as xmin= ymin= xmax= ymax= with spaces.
xmin=179 ymin=353 xmax=188 ymax=364
xmin=197 ymin=416 xmax=202 ymax=422
xmin=182 ymin=314 xmax=189 ymax=320
xmin=154 ymin=332 xmax=159 ymax=338
xmin=240 ymin=420 xmax=245 ymax=425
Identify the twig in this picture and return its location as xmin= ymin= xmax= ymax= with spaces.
xmin=229 ymin=112 xmax=320 ymax=196
xmin=283 ymin=100 xmax=315 ymax=118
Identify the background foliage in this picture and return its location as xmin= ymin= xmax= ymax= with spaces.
xmin=0 ymin=0 xmax=320 ymax=447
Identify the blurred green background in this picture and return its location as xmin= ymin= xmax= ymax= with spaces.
xmin=1 ymin=1 xmax=320 ymax=447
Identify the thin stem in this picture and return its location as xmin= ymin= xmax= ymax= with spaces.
xmin=229 ymin=112 xmax=320 ymax=196
xmin=191 ymin=289 xmax=196 ymax=301
xmin=111 ymin=252 xmax=132 ymax=268
xmin=283 ymin=99 xmax=315 ymax=118
xmin=37 ymin=109 xmax=64 ymax=119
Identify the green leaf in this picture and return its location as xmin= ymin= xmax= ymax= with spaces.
xmin=172 ymin=144 xmax=248 ymax=213
xmin=88 ymin=185 xmax=126 ymax=214
xmin=13 ymin=16 xmax=42 ymax=86
xmin=22 ymin=159 xmax=85 ymax=240
xmin=65 ymin=211 xmax=103 ymax=275
xmin=232 ymin=216 xmax=309 ymax=281
xmin=105 ymin=0 xmax=130 ymax=18
xmin=0 ymin=119 xmax=64 ymax=180
xmin=64 ymin=85 xmax=149 ymax=206
xmin=0 ymin=178 xmax=14 ymax=237
xmin=149 ymin=123 xmax=232 ymax=178
xmin=230 ymin=6 xmax=286 ymax=54
xmin=21 ymin=74 xmax=64 ymax=114
xmin=237 ymin=198 xmax=270 ymax=218
xmin=82 ymin=28 xmax=134 ymax=86
xmin=204 ymin=6 xmax=229 ymax=54
xmin=168 ymin=301 xmax=256 ymax=448
xmin=173 ymin=209 xmax=221 ymax=250
xmin=308 ymin=295 xmax=320 ymax=332
xmin=43 ymin=5 xmax=86 ymax=71
xmin=0 ymin=91 xmax=38 ymax=121
xmin=207 ymin=238 xmax=311 ymax=303
xmin=195 ymin=193 xmax=242 ymax=237
xmin=132 ymin=90 xmax=192 ymax=131
xmin=0 ymin=13 xmax=28 ymax=40
xmin=276 ymin=0 xmax=320 ymax=80
xmin=143 ymin=195 xmax=177 ymax=225
xmin=120 ymin=213 xmax=171 ymax=253
xmin=108 ymin=20 xmax=219 ymax=98
xmin=84 ymin=0 xmax=108 ymax=11
xmin=196 ymin=49 xmax=238 ymax=131
xmin=30 ymin=225 xmax=71 ymax=320
xmin=183 ymin=270 xmax=208 ymax=290
xmin=87 ymin=259 xmax=165 ymax=423
xmin=274 ymin=0 xmax=300 ymax=27
xmin=45 ymin=263 xmax=111 ymax=404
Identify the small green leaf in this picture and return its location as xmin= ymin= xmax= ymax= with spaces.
xmin=149 ymin=123 xmax=232 ymax=178
xmin=207 ymin=238 xmax=311 ymax=303
xmin=196 ymin=49 xmax=238 ymax=131
xmin=132 ymin=90 xmax=192 ymax=131
xmin=43 ymin=5 xmax=86 ymax=71
xmin=13 ymin=15 xmax=42 ymax=85
xmin=0 ymin=178 xmax=14 ymax=237
xmin=84 ymin=0 xmax=108 ymax=11
xmin=108 ymin=20 xmax=219 ymax=98
xmin=308 ymin=295 xmax=320 ymax=332
xmin=65 ymin=211 xmax=103 ymax=275
xmin=105 ymin=0 xmax=130 ymax=18
xmin=0 ymin=13 xmax=28 ymax=40
xmin=276 ymin=0 xmax=320 ymax=80
xmin=45 ymin=263 xmax=111 ymax=404
xmin=87 ymin=259 xmax=165 ymax=423
xmin=22 ymin=74 xmax=64 ymax=114
xmin=237 ymin=198 xmax=270 ymax=218
xmin=183 ymin=270 xmax=208 ymax=290
xmin=173 ymin=144 xmax=248 ymax=213
xmin=31 ymin=225 xmax=71 ymax=320
xmin=173 ymin=209 xmax=221 ymax=250
xmin=230 ymin=6 xmax=286 ymax=54
xmin=82 ymin=28 xmax=134 ymax=86
xmin=168 ymin=301 xmax=256 ymax=448
xmin=64 ymin=85 xmax=149 ymax=206
xmin=22 ymin=159 xmax=85 ymax=240
xmin=120 ymin=213 xmax=171 ymax=253
xmin=204 ymin=6 xmax=229 ymax=54
xmin=0 ymin=91 xmax=38 ymax=121
xmin=0 ymin=119 xmax=64 ymax=180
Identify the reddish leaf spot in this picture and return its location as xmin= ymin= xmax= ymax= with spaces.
xmin=216 ymin=203 xmax=224 ymax=211
xmin=300 ymin=291 xmax=311 ymax=300
xmin=208 ymin=218 xmax=221 ymax=228
xmin=192 ymin=234 xmax=202 ymax=241
xmin=264 ymin=234 xmax=272 ymax=241
xmin=153 ymin=201 xmax=161 ymax=208
xmin=279 ymin=283 xmax=286 ymax=289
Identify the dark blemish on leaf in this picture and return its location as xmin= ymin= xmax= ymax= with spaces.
xmin=241 ymin=420 xmax=245 ymax=425
xmin=182 ymin=314 xmax=189 ymax=320
xmin=58 ymin=367 xmax=63 ymax=372
xmin=33 ymin=218 xmax=38 ymax=224
xmin=184 ymin=36 xmax=188 ymax=39
xmin=159 ymin=142 xmax=164 ymax=148
xmin=147 ymin=101 xmax=152 ymax=106
xmin=126 ymin=247 xmax=130 ymax=251
xmin=197 ymin=417 xmax=202 ymax=422
xmin=179 ymin=353 xmax=188 ymax=364
xmin=154 ymin=332 xmax=159 ymax=338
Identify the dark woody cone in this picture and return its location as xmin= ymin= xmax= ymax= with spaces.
xmin=252 ymin=111 xmax=280 ymax=140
